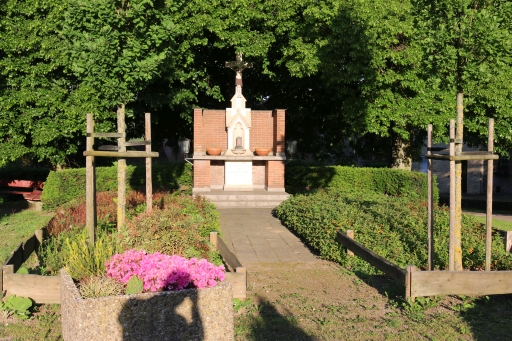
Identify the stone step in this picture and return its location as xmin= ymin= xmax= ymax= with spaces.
xmin=195 ymin=190 xmax=290 ymax=208
xmin=200 ymin=194 xmax=289 ymax=201
xmin=213 ymin=201 xmax=284 ymax=208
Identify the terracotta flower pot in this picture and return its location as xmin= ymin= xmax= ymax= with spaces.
xmin=254 ymin=148 xmax=271 ymax=156
xmin=206 ymin=148 xmax=222 ymax=156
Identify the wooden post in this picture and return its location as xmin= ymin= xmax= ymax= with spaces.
xmin=3 ymin=264 xmax=14 ymax=274
xmin=427 ymin=124 xmax=434 ymax=271
xmin=454 ymin=93 xmax=464 ymax=271
xmin=347 ymin=230 xmax=354 ymax=256
xmin=449 ymin=119 xmax=455 ymax=271
xmin=405 ymin=265 xmax=416 ymax=301
xmin=486 ymin=118 xmax=494 ymax=271
xmin=2 ymin=264 xmax=13 ymax=295
xmin=145 ymin=113 xmax=153 ymax=213
xmin=210 ymin=232 xmax=218 ymax=247
xmin=34 ymin=229 xmax=43 ymax=245
xmin=86 ymin=113 xmax=97 ymax=244
xmin=505 ymin=231 xmax=512 ymax=253
xmin=117 ymin=104 xmax=126 ymax=231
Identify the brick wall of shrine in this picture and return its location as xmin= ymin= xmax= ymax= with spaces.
xmin=194 ymin=109 xmax=284 ymax=154
xmin=193 ymin=108 xmax=286 ymax=191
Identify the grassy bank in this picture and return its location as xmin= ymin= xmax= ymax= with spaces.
xmin=0 ymin=202 xmax=53 ymax=263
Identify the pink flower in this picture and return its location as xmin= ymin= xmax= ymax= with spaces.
xmin=105 ymin=250 xmax=225 ymax=292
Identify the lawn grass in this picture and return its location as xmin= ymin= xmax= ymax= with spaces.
xmin=0 ymin=201 xmax=53 ymax=263
xmin=0 ymin=304 xmax=62 ymax=341
xmin=233 ymin=263 xmax=512 ymax=341
xmin=471 ymin=215 xmax=512 ymax=231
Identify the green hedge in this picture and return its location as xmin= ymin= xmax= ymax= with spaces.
xmin=274 ymin=190 xmax=512 ymax=272
xmin=286 ymin=165 xmax=438 ymax=201
xmin=42 ymin=163 xmax=192 ymax=209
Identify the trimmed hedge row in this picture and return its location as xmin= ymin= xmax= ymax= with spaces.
xmin=286 ymin=165 xmax=438 ymax=201
xmin=42 ymin=163 xmax=192 ymax=208
xmin=274 ymin=190 xmax=512 ymax=272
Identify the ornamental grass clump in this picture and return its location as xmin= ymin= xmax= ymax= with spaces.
xmin=105 ymin=249 xmax=225 ymax=293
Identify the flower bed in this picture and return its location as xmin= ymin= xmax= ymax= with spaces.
xmin=105 ymin=249 xmax=225 ymax=292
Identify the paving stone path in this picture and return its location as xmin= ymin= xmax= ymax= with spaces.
xmin=217 ymin=208 xmax=320 ymax=267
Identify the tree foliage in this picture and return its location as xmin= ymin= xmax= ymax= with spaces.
xmin=62 ymin=0 xmax=177 ymax=112
xmin=414 ymin=0 xmax=512 ymax=155
xmin=0 ymin=0 xmax=78 ymax=166
xmin=0 ymin=0 xmax=511 ymax=167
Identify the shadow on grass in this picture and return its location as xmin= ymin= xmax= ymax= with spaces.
xmin=0 ymin=199 xmax=31 ymax=216
xmin=462 ymin=294 xmax=512 ymax=341
xmin=237 ymin=295 xmax=315 ymax=341
xmin=352 ymin=270 xmax=512 ymax=341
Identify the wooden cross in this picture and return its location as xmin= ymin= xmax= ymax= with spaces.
xmin=225 ymin=52 xmax=253 ymax=86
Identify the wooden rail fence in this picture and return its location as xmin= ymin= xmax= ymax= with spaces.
xmin=210 ymin=232 xmax=247 ymax=300
xmin=1 ymin=229 xmax=60 ymax=304
xmin=337 ymin=230 xmax=512 ymax=300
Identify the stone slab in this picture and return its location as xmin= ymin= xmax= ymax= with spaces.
xmin=225 ymin=161 xmax=252 ymax=186
xmin=217 ymin=208 xmax=320 ymax=266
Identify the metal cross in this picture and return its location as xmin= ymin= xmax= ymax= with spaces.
xmin=225 ymin=52 xmax=253 ymax=87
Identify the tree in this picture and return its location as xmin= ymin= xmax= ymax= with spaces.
xmin=62 ymin=0 xmax=178 ymax=115
xmin=413 ymin=0 xmax=512 ymax=270
xmin=0 ymin=0 xmax=79 ymax=167
xmin=280 ymin=0 xmax=455 ymax=168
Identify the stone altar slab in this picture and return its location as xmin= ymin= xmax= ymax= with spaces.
xmin=224 ymin=161 xmax=253 ymax=191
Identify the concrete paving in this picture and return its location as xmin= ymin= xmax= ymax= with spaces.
xmin=217 ymin=208 xmax=320 ymax=266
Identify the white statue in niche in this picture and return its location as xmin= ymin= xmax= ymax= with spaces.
xmin=233 ymin=123 xmax=244 ymax=149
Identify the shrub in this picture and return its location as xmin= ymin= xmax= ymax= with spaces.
xmin=64 ymin=228 xmax=119 ymax=280
xmin=40 ymin=193 xmax=221 ymax=277
xmin=45 ymin=190 xmax=170 ymax=236
xmin=42 ymin=163 xmax=192 ymax=209
xmin=39 ymin=226 xmax=119 ymax=279
xmin=285 ymin=165 xmax=438 ymax=201
xmin=119 ymin=195 xmax=221 ymax=263
xmin=274 ymin=189 xmax=512 ymax=272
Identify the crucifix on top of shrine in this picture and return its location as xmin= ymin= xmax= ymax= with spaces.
xmin=225 ymin=52 xmax=253 ymax=156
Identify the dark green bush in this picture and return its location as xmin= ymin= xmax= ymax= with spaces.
xmin=42 ymin=163 xmax=192 ymax=209
xmin=285 ymin=165 xmax=438 ymax=201
xmin=274 ymin=189 xmax=512 ymax=272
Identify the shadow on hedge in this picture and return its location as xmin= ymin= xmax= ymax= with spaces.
xmin=129 ymin=162 xmax=192 ymax=191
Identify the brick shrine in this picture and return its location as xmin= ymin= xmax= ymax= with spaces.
xmin=191 ymin=108 xmax=286 ymax=193
xmin=191 ymin=54 xmax=287 ymax=195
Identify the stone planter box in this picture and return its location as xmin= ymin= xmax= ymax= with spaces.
xmin=60 ymin=269 xmax=234 ymax=341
